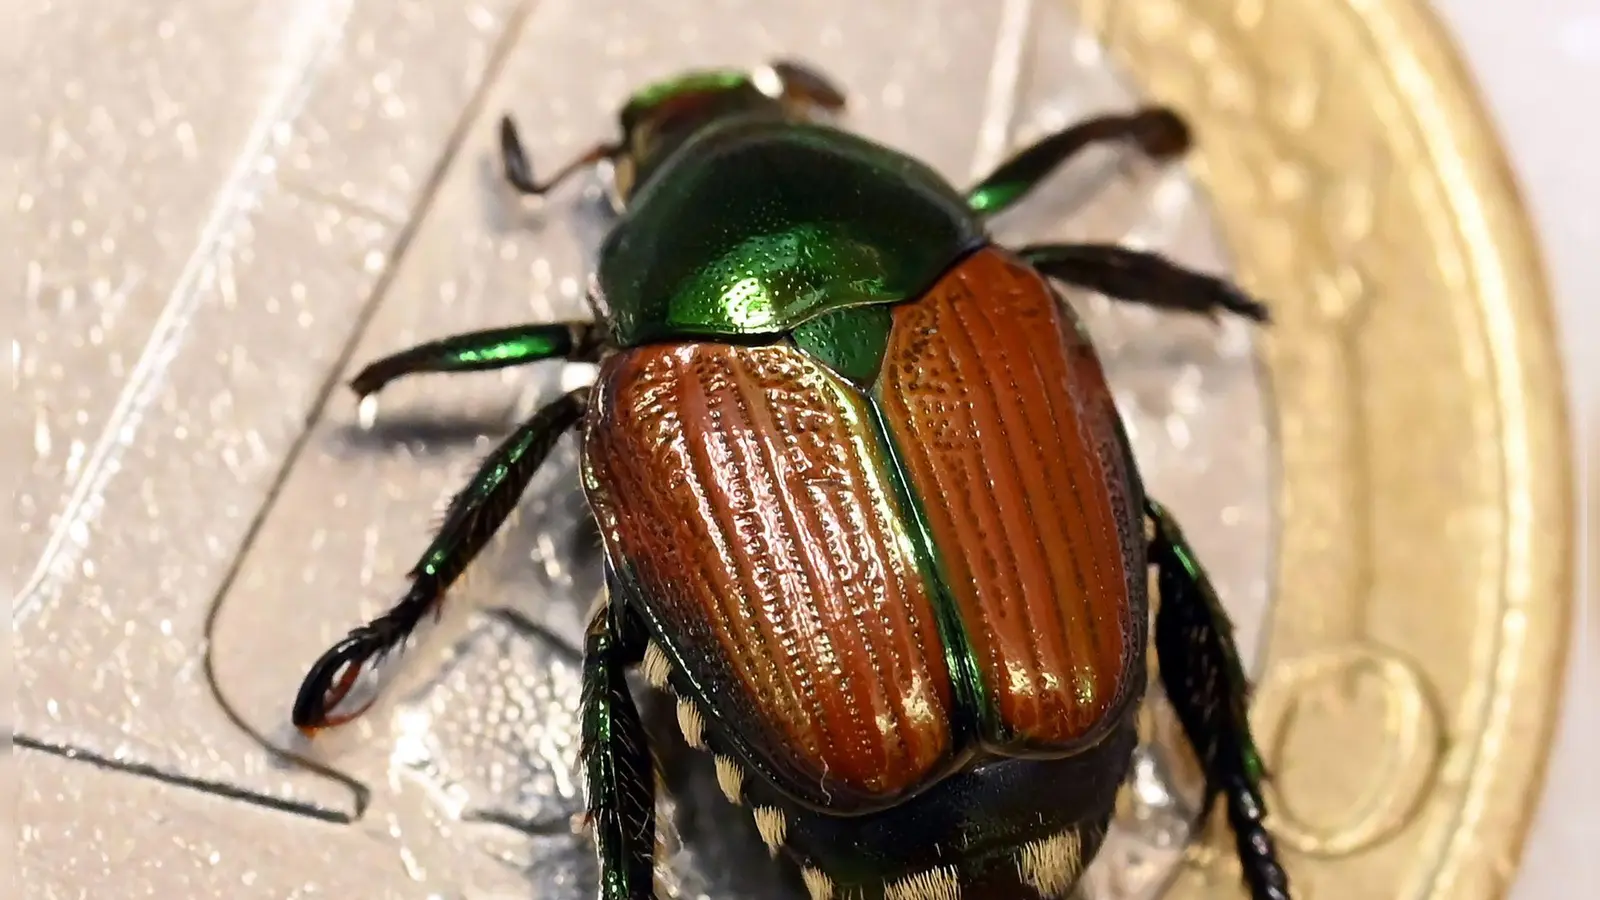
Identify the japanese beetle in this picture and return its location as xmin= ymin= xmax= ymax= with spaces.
xmin=293 ymin=59 xmax=1291 ymax=900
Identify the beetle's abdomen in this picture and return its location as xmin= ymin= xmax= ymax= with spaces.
xmin=873 ymin=247 xmax=1145 ymax=752
xmin=583 ymin=342 xmax=957 ymax=809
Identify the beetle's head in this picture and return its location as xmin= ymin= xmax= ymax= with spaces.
xmin=609 ymin=61 xmax=847 ymax=206
xmin=499 ymin=61 xmax=846 ymax=213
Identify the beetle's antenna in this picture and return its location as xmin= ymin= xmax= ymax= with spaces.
xmin=499 ymin=115 xmax=620 ymax=197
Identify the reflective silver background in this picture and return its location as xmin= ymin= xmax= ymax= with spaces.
xmin=15 ymin=1 xmax=1278 ymax=897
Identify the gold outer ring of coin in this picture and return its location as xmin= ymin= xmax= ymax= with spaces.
xmin=1078 ymin=0 xmax=1575 ymax=898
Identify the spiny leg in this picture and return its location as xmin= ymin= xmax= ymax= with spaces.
xmin=967 ymin=107 xmax=1192 ymax=216
xmin=1147 ymin=498 xmax=1290 ymax=900
xmin=292 ymin=387 xmax=592 ymax=733
xmin=1017 ymin=243 xmax=1271 ymax=323
xmin=581 ymin=583 xmax=656 ymax=900
xmin=349 ymin=321 xmax=605 ymax=400
xmin=499 ymin=115 xmax=620 ymax=197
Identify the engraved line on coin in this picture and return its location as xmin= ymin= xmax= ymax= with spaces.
xmin=198 ymin=0 xmax=545 ymax=822
xmin=14 ymin=735 xmax=353 ymax=824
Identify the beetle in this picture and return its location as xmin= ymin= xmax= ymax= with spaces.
xmin=291 ymin=59 xmax=1291 ymax=900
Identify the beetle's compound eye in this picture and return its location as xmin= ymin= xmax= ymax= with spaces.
xmin=292 ymin=634 xmax=395 ymax=735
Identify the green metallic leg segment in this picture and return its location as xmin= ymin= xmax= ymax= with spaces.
xmin=349 ymin=322 xmax=605 ymax=399
xmin=292 ymin=388 xmax=591 ymax=731
xmin=1017 ymin=243 xmax=1271 ymax=323
xmin=967 ymin=108 xmax=1192 ymax=216
xmin=1147 ymin=499 xmax=1290 ymax=900
xmin=581 ymin=588 xmax=657 ymax=900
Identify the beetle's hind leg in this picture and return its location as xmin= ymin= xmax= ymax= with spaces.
xmin=967 ymin=108 xmax=1191 ymax=216
xmin=1146 ymin=498 xmax=1291 ymax=900
xmin=292 ymin=388 xmax=591 ymax=734
xmin=581 ymin=585 xmax=658 ymax=900
xmin=1018 ymin=243 xmax=1272 ymax=323
xmin=348 ymin=321 xmax=605 ymax=400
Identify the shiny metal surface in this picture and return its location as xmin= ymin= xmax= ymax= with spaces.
xmin=17 ymin=1 xmax=1272 ymax=897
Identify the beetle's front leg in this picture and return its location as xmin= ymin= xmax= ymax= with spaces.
xmin=1018 ymin=243 xmax=1271 ymax=323
xmin=581 ymin=589 xmax=658 ymax=900
xmin=292 ymin=388 xmax=591 ymax=733
xmin=967 ymin=108 xmax=1191 ymax=216
xmin=349 ymin=321 xmax=606 ymax=400
xmin=498 ymin=115 xmax=621 ymax=197
xmin=1146 ymin=498 xmax=1291 ymax=900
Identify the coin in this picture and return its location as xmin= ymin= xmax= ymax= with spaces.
xmin=14 ymin=0 xmax=1571 ymax=899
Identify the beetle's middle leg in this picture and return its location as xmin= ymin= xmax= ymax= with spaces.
xmin=1146 ymin=498 xmax=1291 ymax=900
xmin=580 ymin=586 xmax=658 ymax=900
xmin=966 ymin=108 xmax=1192 ymax=216
xmin=292 ymin=387 xmax=591 ymax=733
xmin=1017 ymin=243 xmax=1272 ymax=323
xmin=348 ymin=321 xmax=605 ymax=400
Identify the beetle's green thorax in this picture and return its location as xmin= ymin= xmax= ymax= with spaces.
xmin=596 ymin=118 xmax=986 ymax=347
